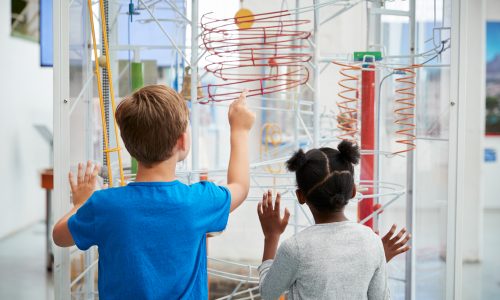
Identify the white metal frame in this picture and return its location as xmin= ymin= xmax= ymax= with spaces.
xmin=446 ymin=0 xmax=465 ymax=298
xmin=53 ymin=0 xmax=71 ymax=298
xmin=52 ymin=0 xmax=463 ymax=299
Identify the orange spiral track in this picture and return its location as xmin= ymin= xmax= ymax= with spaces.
xmin=393 ymin=64 xmax=421 ymax=155
xmin=332 ymin=61 xmax=361 ymax=143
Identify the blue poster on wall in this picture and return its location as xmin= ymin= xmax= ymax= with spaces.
xmin=40 ymin=0 xmax=53 ymax=67
xmin=486 ymin=22 xmax=500 ymax=135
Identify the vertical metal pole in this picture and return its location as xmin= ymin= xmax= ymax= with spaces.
xmin=191 ymin=0 xmax=200 ymax=173
xmin=447 ymin=0 xmax=465 ymax=298
xmin=312 ymin=0 xmax=320 ymax=148
xmin=53 ymin=0 xmax=71 ymax=298
xmin=406 ymin=0 xmax=417 ymax=299
xmin=369 ymin=0 xmax=382 ymax=234
xmin=293 ymin=0 xmax=301 ymax=234
xmin=101 ymin=0 xmax=111 ymax=185
xmin=83 ymin=3 xmax=95 ymax=297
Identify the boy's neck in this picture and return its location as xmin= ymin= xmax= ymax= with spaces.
xmin=135 ymin=157 xmax=177 ymax=182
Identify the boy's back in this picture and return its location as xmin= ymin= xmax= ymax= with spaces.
xmin=53 ymin=85 xmax=255 ymax=299
xmin=69 ymin=180 xmax=230 ymax=300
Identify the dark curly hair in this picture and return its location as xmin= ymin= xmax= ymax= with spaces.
xmin=286 ymin=140 xmax=360 ymax=212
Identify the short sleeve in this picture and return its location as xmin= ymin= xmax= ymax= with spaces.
xmin=68 ymin=195 xmax=98 ymax=250
xmin=195 ymin=181 xmax=231 ymax=233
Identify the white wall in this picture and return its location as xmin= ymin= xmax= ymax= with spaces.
xmin=0 ymin=1 xmax=53 ymax=238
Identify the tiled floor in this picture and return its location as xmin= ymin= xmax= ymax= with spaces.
xmin=0 ymin=222 xmax=53 ymax=300
xmin=0 ymin=213 xmax=499 ymax=299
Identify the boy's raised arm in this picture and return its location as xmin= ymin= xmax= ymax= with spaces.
xmin=226 ymin=90 xmax=255 ymax=212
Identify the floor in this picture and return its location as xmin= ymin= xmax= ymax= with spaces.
xmin=0 ymin=214 xmax=499 ymax=300
xmin=0 ymin=221 xmax=54 ymax=300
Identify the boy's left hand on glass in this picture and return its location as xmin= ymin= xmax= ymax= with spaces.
xmin=69 ymin=161 xmax=103 ymax=207
xmin=257 ymin=190 xmax=290 ymax=240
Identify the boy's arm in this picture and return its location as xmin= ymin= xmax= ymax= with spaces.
xmin=226 ymin=90 xmax=255 ymax=212
xmin=53 ymin=161 xmax=100 ymax=247
xmin=52 ymin=206 xmax=79 ymax=247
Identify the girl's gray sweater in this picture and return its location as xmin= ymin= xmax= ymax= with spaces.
xmin=258 ymin=221 xmax=390 ymax=300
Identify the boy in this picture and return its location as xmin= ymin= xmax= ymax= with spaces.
xmin=53 ymin=85 xmax=255 ymax=299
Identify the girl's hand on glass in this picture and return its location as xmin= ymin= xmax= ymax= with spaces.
xmin=380 ymin=224 xmax=411 ymax=262
xmin=257 ymin=190 xmax=290 ymax=240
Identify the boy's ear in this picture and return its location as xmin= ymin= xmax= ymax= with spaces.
xmin=177 ymin=131 xmax=189 ymax=152
xmin=352 ymin=184 xmax=357 ymax=199
xmin=296 ymin=189 xmax=306 ymax=205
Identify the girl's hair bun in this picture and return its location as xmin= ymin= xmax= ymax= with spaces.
xmin=286 ymin=149 xmax=308 ymax=171
xmin=337 ymin=140 xmax=360 ymax=165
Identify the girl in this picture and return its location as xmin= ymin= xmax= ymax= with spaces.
xmin=257 ymin=140 xmax=410 ymax=300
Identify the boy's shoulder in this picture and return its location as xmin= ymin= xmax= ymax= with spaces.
xmin=91 ymin=180 xmax=225 ymax=197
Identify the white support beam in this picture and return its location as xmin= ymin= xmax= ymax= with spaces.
xmin=191 ymin=0 xmax=200 ymax=172
xmin=447 ymin=0 xmax=467 ymax=298
xmin=405 ymin=1 xmax=416 ymax=299
xmin=312 ymin=0 xmax=320 ymax=147
xmin=461 ymin=0 xmax=485 ymax=265
xmin=53 ymin=0 xmax=71 ymax=299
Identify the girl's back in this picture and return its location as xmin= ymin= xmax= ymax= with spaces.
xmin=259 ymin=221 xmax=388 ymax=300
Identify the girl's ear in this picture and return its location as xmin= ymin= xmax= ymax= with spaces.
xmin=296 ymin=189 xmax=306 ymax=205
xmin=352 ymin=184 xmax=357 ymax=199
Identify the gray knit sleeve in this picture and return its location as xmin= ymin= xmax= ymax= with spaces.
xmin=258 ymin=238 xmax=299 ymax=300
xmin=367 ymin=239 xmax=390 ymax=300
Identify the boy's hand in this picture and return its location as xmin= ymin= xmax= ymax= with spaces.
xmin=69 ymin=161 xmax=101 ymax=207
xmin=381 ymin=224 xmax=411 ymax=262
xmin=258 ymin=190 xmax=290 ymax=240
xmin=228 ymin=89 xmax=255 ymax=132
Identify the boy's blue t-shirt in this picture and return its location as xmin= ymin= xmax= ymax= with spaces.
xmin=68 ymin=180 xmax=231 ymax=300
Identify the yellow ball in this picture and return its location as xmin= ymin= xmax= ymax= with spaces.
xmin=98 ymin=56 xmax=107 ymax=68
xmin=235 ymin=8 xmax=254 ymax=30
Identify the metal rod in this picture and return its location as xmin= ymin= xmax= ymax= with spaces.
xmin=405 ymin=0 xmax=417 ymax=299
xmin=139 ymin=0 xmax=191 ymax=66
xmin=164 ymin=0 xmax=190 ymax=23
xmin=53 ymin=0 xmax=71 ymax=297
xmin=69 ymin=74 xmax=94 ymax=115
xmin=312 ymin=0 xmax=320 ymax=147
xmin=320 ymin=0 xmax=363 ymax=26
xmin=191 ymin=0 xmax=200 ymax=173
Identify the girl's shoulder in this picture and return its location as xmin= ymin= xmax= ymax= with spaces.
xmin=294 ymin=221 xmax=380 ymax=244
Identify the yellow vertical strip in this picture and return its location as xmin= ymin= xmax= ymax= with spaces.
xmin=98 ymin=0 xmax=125 ymax=186
xmin=86 ymin=0 xmax=114 ymax=187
